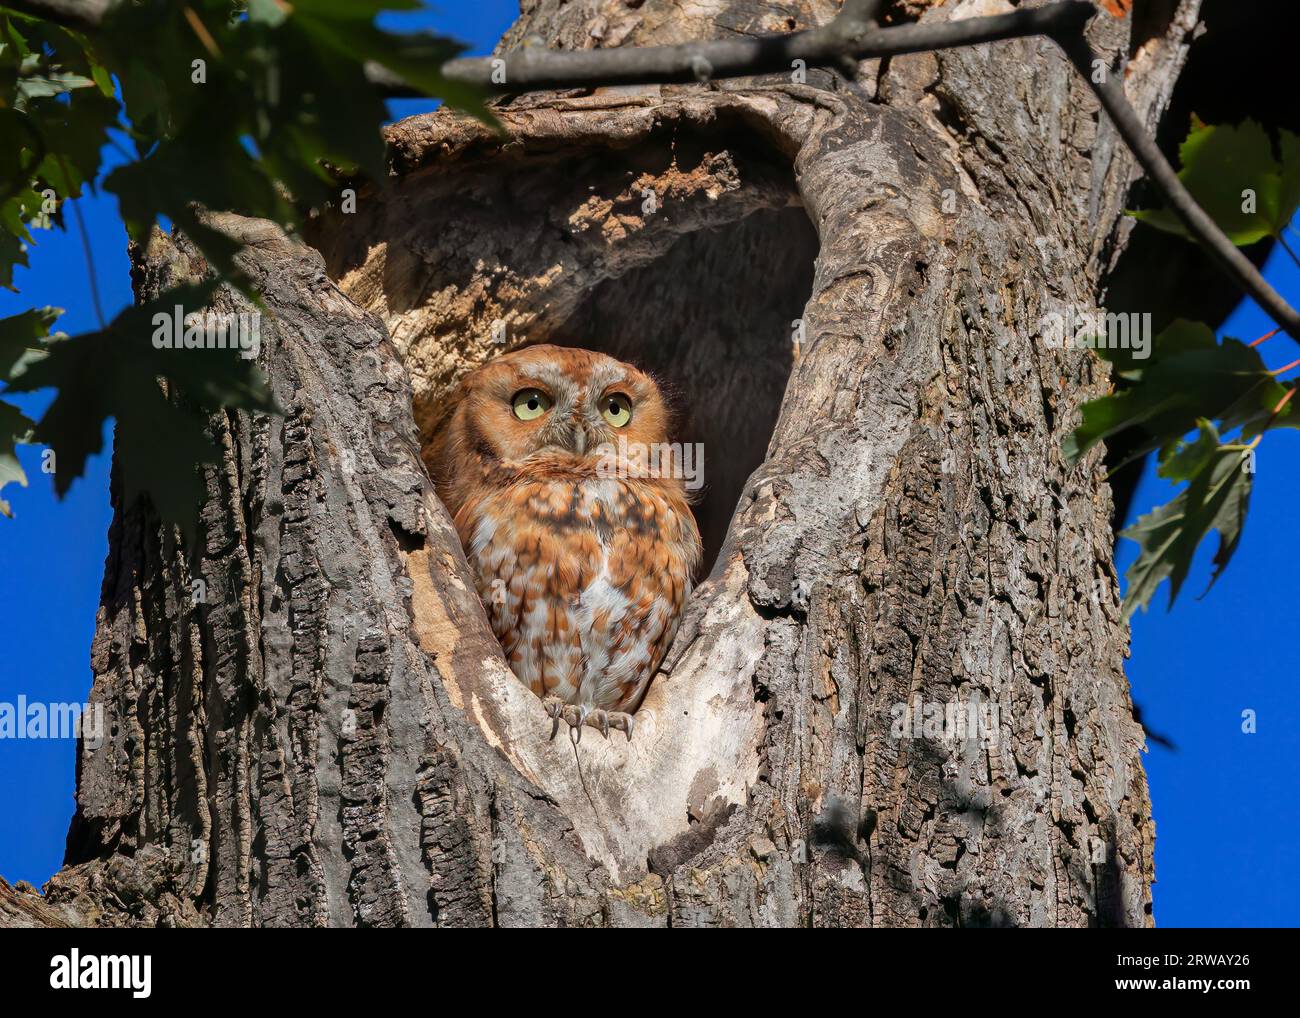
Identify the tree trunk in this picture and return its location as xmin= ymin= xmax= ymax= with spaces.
xmin=14 ymin=0 xmax=1203 ymax=927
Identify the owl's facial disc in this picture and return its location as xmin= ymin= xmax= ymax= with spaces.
xmin=508 ymin=377 xmax=626 ymax=458
xmin=460 ymin=346 xmax=668 ymax=467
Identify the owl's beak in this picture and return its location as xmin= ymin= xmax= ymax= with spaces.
xmin=559 ymin=417 xmax=589 ymax=455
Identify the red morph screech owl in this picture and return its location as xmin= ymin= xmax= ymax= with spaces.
xmin=429 ymin=345 xmax=702 ymax=743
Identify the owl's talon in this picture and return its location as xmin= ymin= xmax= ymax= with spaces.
xmin=573 ymin=704 xmax=592 ymax=743
xmin=541 ymin=697 xmax=635 ymax=745
xmin=543 ymin=696 xmax=566 ymax=741
xmin=608 ymin=712 xmax=635 ymax=743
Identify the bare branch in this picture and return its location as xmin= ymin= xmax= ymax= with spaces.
xmin=1052 ymin=30 xmax=1300 ymax=343
xmin=441 ymin=2 xmax=1095 ymax=90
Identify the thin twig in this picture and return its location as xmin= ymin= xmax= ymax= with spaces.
xmin=1276 ymin=230 xmax=1300 ymax=273
xmin=1249 ymin=328 xmax=1281 ymax=348
xmin=53 ymin=154 xmax=106 ymax=330
xmin=181 ymin=5 xmax=221 ymax=59
xmin=68 ymin=190 xmax=106 ymax=330
xmin=1249 ymin=381 xmax=1298 ymax=450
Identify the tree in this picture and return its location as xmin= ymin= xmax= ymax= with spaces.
xmin=0 ymin=0 xmax=1237 ymax=927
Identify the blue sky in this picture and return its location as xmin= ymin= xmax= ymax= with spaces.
xmin=1 ymin=2 xmax=1296 ymax=927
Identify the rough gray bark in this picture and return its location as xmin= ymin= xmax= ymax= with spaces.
xmin=12 ymin=0 xmax=1203 ymax=927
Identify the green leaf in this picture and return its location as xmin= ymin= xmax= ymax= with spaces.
xmin=289 ymin=0 xmax=487 ymax=119
xmin=113 ymin=379 xmax=218 ymax=534
xmin=0 ymin=398 xmax=35 ymax=518
xmin=0 ymin=305 xmax=61 ymax=378
xmin=0 ymin=225 xmax=26 ymax=290
xmin=15 ymin=71 xmax=95 ymax=106
xmin=238 ymin=14 xmax=393 ymax=185
xmin=1064 ymin=320 xmax=1288 ymax=466
xmin=4 ymin=284 xmax=279 ymax=537
xmin=1157 ymin=418 xmax=1219 ymax=483
xmin=1132 ymin=117 xmax=1300 ymax=245
xmin=94 ymin=2 xmax=215 ymax=141
xmin=1121 ymin=447 xmax=1252 ymax=617
xmin=105 ymin=132 xmax=292 ymax=282
xmin=89 ymin=60 xmax=114 ymax=98
xmin=1 ymin=184 xmax=50 ymax=243
xmin=27 ymin=88 xmax=119 ymax=200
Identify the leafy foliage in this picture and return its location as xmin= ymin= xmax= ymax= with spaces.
xmin=1132 ymin=117 xmax=1300 ymax=246
xmin=1065 ymin=320 xmax=1293 ymax=468
xmin=0 ymin=0 xmax=481 ymax=531
xmin=1120 ymin=430 xmax=1252 ymax=615
xmin=1071 ymin=118 xmax=1300 ymax=616
xmin=1068 ymin=317 xmax=1296 ymax=618
xmin=5 ymin=287 xmax=279 ymax=537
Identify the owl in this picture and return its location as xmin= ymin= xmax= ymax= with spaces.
xmin=429 ymin=345 xmax=702 ymax=743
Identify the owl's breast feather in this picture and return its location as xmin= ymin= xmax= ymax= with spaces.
xmin=459 ymin=476 xmax=700 ymax=711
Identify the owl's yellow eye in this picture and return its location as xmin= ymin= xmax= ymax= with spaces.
xmin=601 ymin=392 xmax=632 ymax=428
xmin=511 ymin=388 xmax=552 ymax=421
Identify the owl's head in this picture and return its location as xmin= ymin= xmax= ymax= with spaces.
xmin=433 ymin=344 xmax=674 ymax=481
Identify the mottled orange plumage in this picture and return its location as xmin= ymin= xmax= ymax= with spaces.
xmin=429 ymin=345 xmax=701 ymax=739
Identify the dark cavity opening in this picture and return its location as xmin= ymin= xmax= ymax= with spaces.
xmin=549 ymin=205 xmax=817 ymax=577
